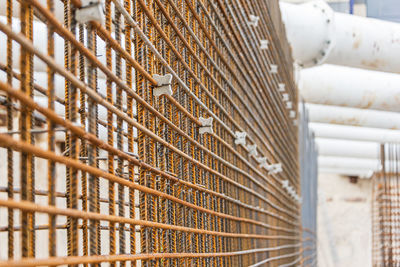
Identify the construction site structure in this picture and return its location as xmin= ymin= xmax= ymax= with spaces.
xmin=0 ymin=0 xmax=316 ymax=266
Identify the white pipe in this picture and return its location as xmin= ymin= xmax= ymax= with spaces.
xmin=300 ymin=64 xmax=400 ymax=112
xmin=279 ymin=1 xmax=335 ymax=67
xmin=319 ymin=167 xmax=374 ymax=179
xmin=307 ymin=103 xmax=400 ymax=130
xmin=280 ymin=1 xmax=400 ymax=73
xmin=310 ymin=123 xmax=400 ymax=143
xmin=316 ymin=138 xmax=380 ymax=159
xmin=318 ymin=156 xmax=382 ymax=172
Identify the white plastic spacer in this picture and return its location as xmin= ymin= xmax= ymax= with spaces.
xmin=278 ymin=83 xmax=286 ymax=92
xmin=281 ymin=180 xmax=289 ymax=189
xmin=256 ymin=157 xmax=268 ymax=169
xmin=266 ymin=163 xmax=282 ymax=174
xmin=287 ymin=186 xmax=295 ymax=197
xmin=260 ymin=40 xmax=269 ymax=50
xmin=248 ymin=15 xmax=260 ymax=27
xmin=199 ymin=116 xmax=213 ymax=134
xmin=290 ymin=110 xmax=296 ymax=119
xmin=247 ymin=144 xmax=258 ymax=158
xmin=274 ymin=163 xmax=283 ymax=173
xmin=270 ymin=64 xmax=278 ymax=74
xmin=282 ymin=93 xmax=289 ymax=102
xmin=75 ymin=0 xmax=105 ymax=24
xmin=153 ymin=74 xmax=173 ymax=97
xmin=286 ymin=101 xmax=292 ymax=109
xmin=234 ymin=131 xmax=247 ymax=146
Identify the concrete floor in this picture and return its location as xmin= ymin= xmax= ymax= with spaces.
xmin=317 ymin=173 xmax=372 ymax=267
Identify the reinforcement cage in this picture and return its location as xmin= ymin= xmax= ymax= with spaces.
xmin=372 ymin=144 xmax=400 ymax=266
xmin=0 ymin=0 xmax=300 ymax=266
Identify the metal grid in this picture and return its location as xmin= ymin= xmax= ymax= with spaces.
xmin=299 ymin=103 xmax=317 ymax=267
xmin=372 ymin=144 xmax=400 ymax=266
xmin=0 ymin=0 xmax=300 ymax=266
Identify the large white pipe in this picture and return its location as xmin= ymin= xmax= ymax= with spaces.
xmin=310 ymin=123 xmax=400 ymax=143
xmin=280 ymin=1 xmax=400 ymax=73
xmin=279 ymin=1 xmax=334 ymax=67
xmin=300 ymin=64 xmax=400 ymax=112
xmin=319 ymin=167 xmax=374 ymax=179
xmin=307 ymin=103 xmax=400 ymax=130
xmin=318 ymin=156 xmax=382 ymax=172
xmin=316 ymin=138 xmax=380 ymax=159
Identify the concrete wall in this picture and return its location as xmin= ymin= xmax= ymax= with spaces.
xmin=317 ymin=173 xmax=372 ymax=267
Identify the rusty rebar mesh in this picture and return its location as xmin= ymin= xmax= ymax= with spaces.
xmin=372 ymin=144 xmax=400 ymax=266
xmin=0 ymin=0 xmax=301 ymax=266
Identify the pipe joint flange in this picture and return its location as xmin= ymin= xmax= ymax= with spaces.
xmin=304 ymin=0 xmax=336 ymax=67
xmin=75 ymin=0 xmax=105 ymax=24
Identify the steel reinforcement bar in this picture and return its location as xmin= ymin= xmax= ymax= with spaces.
xmin=372 ymin=144 xmax=400 ymax=266
xmin=0 ymin=0 xmax=300 ymax=266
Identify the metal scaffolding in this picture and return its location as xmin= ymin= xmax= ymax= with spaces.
xmin=372 ymin=143 xmax=400 ymax=266
xmin=0 ymin=0 xmax=300 ymax=266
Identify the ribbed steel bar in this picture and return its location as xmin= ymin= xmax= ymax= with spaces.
xmin=372 ymin=143 xmax=400 ymax=266
xmin=0 ymin=0 xmax=301 ymax=266
xmin=299 ymin=102 xmax=318 ymax=267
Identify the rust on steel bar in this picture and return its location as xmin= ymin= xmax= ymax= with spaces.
xmin=0 ymin=0 xmax=301 ymax=265
xmin=372 ymin=143 xmax=400 ymax=266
